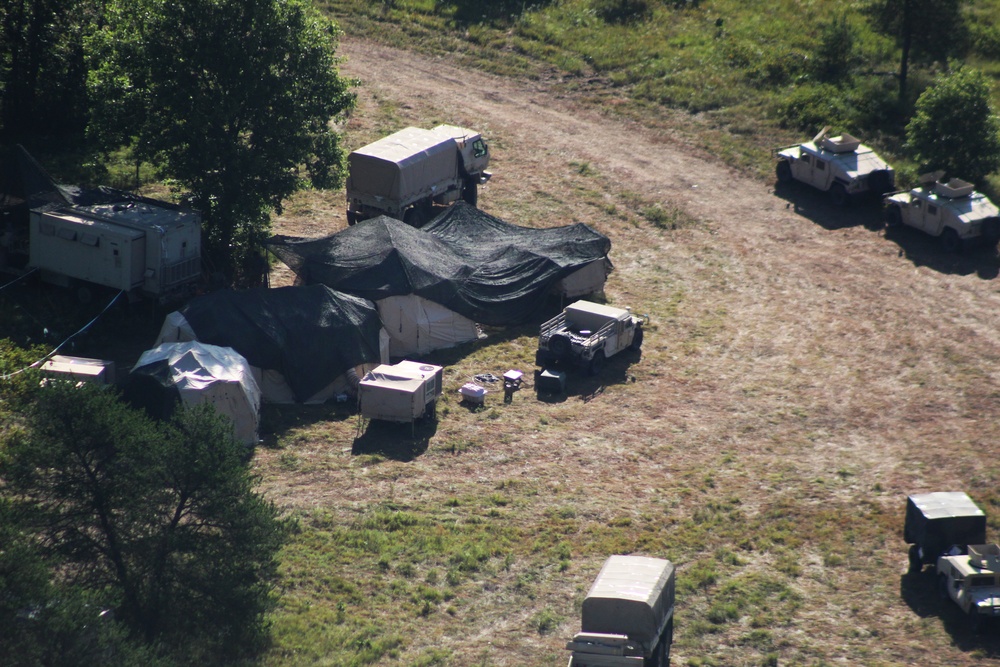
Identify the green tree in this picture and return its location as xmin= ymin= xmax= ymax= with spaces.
xmin=812 ymin=14 xmax=859 ymax=83
xmin=865 ymin=0 xmax=967 ymax=102
xmin=0 ymin=0 xmax=94 ymax=139
xmin=86 ymin=0 xmax=355 ymax=285
xmin=905 ymin=67 xmax=1000 ymax=185
xmin=0 ymin=383 xmax=287 ymax=661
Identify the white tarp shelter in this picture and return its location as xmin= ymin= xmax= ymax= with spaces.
xmin=375 ymin=294 xmax=479 ymax=357
xmin=130 ymin=342 xmax=261 ymax=445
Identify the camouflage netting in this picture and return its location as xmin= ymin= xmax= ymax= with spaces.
xmin=268 ymin=202 xmax=612 ymax=325
xmin=174 ymin=285 xmax=383 ymax=402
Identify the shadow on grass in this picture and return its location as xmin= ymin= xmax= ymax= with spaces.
xmin=771 ymin=182 xmax=885 ymax=232
xmin=532 ymin=348 xmax=642 ymax=403
xmin=900 ymin=570 xmax=1000 ymax=657
xmin=350 ymin=416 xmax=437 ymax=461
xmin=882 ymin=225 xmax=1000 ymax=280
xmin=259 ymin=401 xmax=357 ymax=447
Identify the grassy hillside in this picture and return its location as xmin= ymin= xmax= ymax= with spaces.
xmin=323 ymin=0 xmax=1000 ymax=190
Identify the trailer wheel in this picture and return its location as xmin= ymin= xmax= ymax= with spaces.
xmin=868 ymin=169 xmax=894 ymax=196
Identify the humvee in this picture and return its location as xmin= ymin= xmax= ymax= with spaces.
xmin=883 ymin=172 xmax=1000 ymax=252
xmin=774 ymin=127 xmax=895 ymax=205
xmin=937 ymin=543 xmax=1000 ymax=634
xmin=535 ymin=300 xmax=645 ymax=376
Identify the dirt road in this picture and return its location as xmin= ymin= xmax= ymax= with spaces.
xmin=265 ymin=35 xmax=1000 ymax=666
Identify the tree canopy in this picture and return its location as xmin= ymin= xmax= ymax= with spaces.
xmin=865 ymin=0 xmax=967 ymax=102
xmin=905 ymin=67 xmax=1000 ymax=185
xmin=0 ymin=382 xmax=287 ymax=662
xmin=86 ymin=0 xmax=356 ymax=284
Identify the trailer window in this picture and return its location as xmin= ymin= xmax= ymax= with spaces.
xmin=79 ymin=233 xmax=99 ymax=247
xmin=56 ymin=228 xmax=77 ymax=241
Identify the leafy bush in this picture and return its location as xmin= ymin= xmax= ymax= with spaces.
xmin=592 ymin=0 xmax=652 ymax=24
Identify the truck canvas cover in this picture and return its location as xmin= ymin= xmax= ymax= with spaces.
xmin=348 ymin=127 xmax=459 ymax=202
xmin=269 ymin=202 xmax=612 ymax=325
xmin=582 ymin=556 xmax=675 ymax=646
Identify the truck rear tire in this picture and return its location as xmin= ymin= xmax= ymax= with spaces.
xmin=885 ymin=206 xmax=902 ymax=230
xmin=868 ymin=169 xmax=893 ymax=196
xmin=404 ymin=206 xmax=429 ymax=228
xmin=463 ymin=178 xmax=478 ymax=207
xmin=347 ymin=210 xmax=359 ymax=226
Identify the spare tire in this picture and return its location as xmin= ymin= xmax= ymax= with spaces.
xmin=548 ymin=334 xmax=571 ymax=358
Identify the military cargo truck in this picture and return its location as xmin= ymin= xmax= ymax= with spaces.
xmin=565 ymin=555 xmax=675 ymax=667
xmin=345 ymin=125 xmax=491 ymax=227
xmin=883 ymin=173 xmax=1000 ymax=252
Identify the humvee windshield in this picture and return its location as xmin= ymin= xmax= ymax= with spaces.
xmin=473 ymin=139 xmax=487 ymax=159
xmin=970 ymin=575 xmax=996 ymax=588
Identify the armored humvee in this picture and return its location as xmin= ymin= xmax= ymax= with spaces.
xmin=775 ymin=127 xmax=895 ymax=205
xmin=883 ymin=173 xmax=1000 ymax=251
xmin=937 ymin=543 xmax=1000 ymax=634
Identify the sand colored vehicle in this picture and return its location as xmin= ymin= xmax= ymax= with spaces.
xmin=883 ymin=172 xmax=1000 ymax=251
xmin=937 ymin=543 xmax=1000 ymax=634
xmin=535 ymin=300 xmax=645 ymax=376
xmin=565 ymin=555 xmax=675 ymax=667
xmin=774 ymin=127 xmax=895 ymax=205
xmin=345 ymin=125 xmax=491 ymax=227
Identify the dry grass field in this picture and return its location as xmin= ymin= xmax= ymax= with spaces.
xmin=254 ymin=36 xmax=1000 ymax=666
